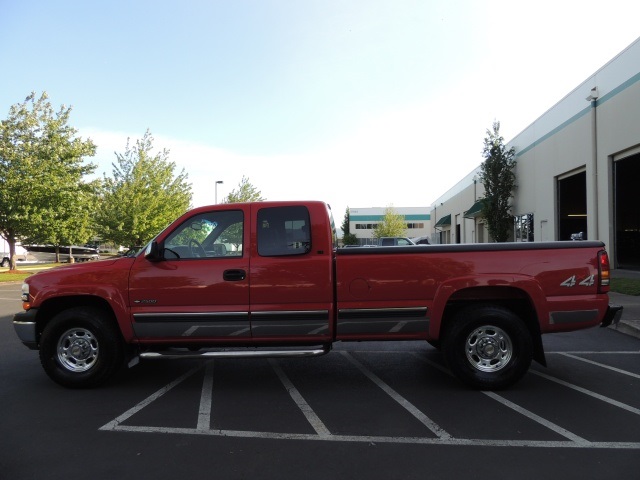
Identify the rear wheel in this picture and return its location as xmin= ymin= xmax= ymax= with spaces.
xmin=39 ymin=307 xmax=124 ymax=388
xmin=443 ymin=305 xmax=533 ymax=390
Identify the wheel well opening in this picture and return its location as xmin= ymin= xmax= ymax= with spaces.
xmin=440 ymin=287 xmax=546 ymax=366
xmin=35 ymin=296 xmax=119 ymax=341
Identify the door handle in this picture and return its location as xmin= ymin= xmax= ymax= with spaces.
xmin=223 ymin=269 xmax=246 ymax=281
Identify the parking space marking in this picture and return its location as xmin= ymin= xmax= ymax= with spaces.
xmin=100 ymin=365 xmax=201 ymax=431
xmin=99 ymin=351 xmax=640 ymax=449
xmin=269 ymin=359 xmax=331 ymax=437
xmin=530 ymin=370 xmax=640 ymax=416
xmin=559 ymin=352 xmax=640 ymax=379
xmin=341 ymin=351 xmax=451 ymax=439
xmin=415 ymin=352 xmax=592 ymax=444
xmin=197 ymin=362 xmax=214 ymax=431
xmin=482 ymin=391 xmax=590 ymax=445
xmin=101 ymin=423 xmax=640 ymax=449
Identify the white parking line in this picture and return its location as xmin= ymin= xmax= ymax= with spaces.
xmin=197 ymin=362 xmax=214 ymax=431
xmin=99 ymin=365 xmax=202 ymax=431
xmin=414 ymin=352 xmax=592 ymax=445
xmin=482 ymin=391 xmax=590 ymax=444
xmin=269 ymin=359 xmax=331 ymax=437
xmin=103 ymin=424 xmax=640 ymax=449
xmin=559 ymin=353 xmax=640 ymax=379
xmin=98 ymin=352 xmax=640 ymax=449
xmin=341 ymin=351 xmax=452 ymax=440
xmin=530 ymin=370 xmax=640 ymax=416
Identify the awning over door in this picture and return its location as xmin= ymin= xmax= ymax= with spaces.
xmin=434 ymin=214 xmax=451 ymax=227
xmin=464 ymin=200 xmax=484 ymax=218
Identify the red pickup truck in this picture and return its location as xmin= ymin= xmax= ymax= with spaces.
xmin=13 ymin=201 xmax=622 ymax=390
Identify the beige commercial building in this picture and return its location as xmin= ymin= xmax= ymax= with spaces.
xmin=349 ymin=207 xmax=430 ymax=245
xmin=431 ymin=36 xmax=640 ymax=269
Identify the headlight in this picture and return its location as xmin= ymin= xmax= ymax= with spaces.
xmin=21 ymin=283 xmax=30 ymax=303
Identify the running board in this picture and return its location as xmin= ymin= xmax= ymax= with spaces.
xmin=139 ymin=345 xmax=331 ymax=360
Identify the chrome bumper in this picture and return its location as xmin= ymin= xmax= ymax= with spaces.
xmin=13 ymin=309 xmax=38 ymax=349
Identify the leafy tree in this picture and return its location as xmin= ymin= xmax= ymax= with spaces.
xmin=373 ymin=206 xmax=407 ymax=238
xmin=97 ymin=130 xmax=192 ymax=248
xmin=220 ymin=176 xmax=264 ymax=249
xmin=479 ymin=121 xmax=517 ymax=242
xmin=0 ymin=92 xmax=97 ymax=268
xmin=222 ymin=176 xmax=265 ymax=203
xmin=341 ymin=207 xmax=358 ymax=245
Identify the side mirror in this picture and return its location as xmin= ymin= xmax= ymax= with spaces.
xmin=144 ymin=241 xmax=162 ymax=262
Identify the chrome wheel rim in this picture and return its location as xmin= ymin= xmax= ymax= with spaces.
xmin=465 ymin=325 xmax=512 ymax=372
xmin=56 ymin=328 xmax=99 ymax=372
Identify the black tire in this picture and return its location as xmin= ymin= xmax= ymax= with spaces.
xmin=1 ymin=257 xmax=8 ymax=267
xmin=443 ymin=305 xmax=533 ymax=390
xmin=39 ymin=307 xmax=124 ymax=388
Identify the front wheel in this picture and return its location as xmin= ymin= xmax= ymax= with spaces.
xmin=39 ymin=307 xmax=124 ymax=388
xmin=443 ymin=305 xmax=533 ymax=390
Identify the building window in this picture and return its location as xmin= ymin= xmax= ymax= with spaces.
xmin=514 ymin=213 xmax=534 ymax=242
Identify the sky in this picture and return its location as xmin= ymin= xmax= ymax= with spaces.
xmin=1 ymin=0 xmax=640 ymax=225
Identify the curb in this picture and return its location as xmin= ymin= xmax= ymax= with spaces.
xmin=609 ymin=321 xmax=640 ymax=339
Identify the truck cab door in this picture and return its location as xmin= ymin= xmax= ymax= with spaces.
xmin=249 ymin=204 xmax=334 ymax=342
xmin=128 ymin=206 xmax=250 ymax=341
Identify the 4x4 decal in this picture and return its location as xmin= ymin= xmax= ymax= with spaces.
xmin=560 ymin=274 xmax=595 ymax=288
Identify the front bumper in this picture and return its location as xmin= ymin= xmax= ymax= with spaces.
xmin=600 ymin=304 xmax=623 ymax=328
xmin=13 ymin=309 xmax=39 ymax=350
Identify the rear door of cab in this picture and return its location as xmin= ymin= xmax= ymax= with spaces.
xmin=249 ymin=202 xmax=334 ymax=341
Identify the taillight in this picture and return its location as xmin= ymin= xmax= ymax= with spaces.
xmin=598 ymin=250 xmax=610 ymax=292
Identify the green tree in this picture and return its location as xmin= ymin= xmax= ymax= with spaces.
xmin=220 ymin=176 xmax=264 ymax=249
xmin=341 ymin=207 xmax=358 ymax=245
xmin=373 ymin=206 xmax=407 ymax=238
xmin=97 ymin=130 xmax=192 ymax=248
xmin=479 ymin=121 xmax=517 ymax=242
xmin=0 ymin=92 xmax=97 ymax=268
xmin=222 ymin=176 xmax=265 ymax=203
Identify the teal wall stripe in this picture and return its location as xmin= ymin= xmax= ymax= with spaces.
xmin=515 ymin=70 xmax=640 ymax=158
xmin=352 ymin=214 xmax=430 ymax=221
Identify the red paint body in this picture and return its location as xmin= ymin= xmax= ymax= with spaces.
xmin=23 ymin=201 xmax=612 ymax=350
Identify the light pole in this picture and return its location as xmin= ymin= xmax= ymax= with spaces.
xmin=215 ymin=180 xmax=223 ymax=204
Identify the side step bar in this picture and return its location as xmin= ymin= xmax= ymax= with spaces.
xmin=139 ymin=345 xmax=332 ymax=360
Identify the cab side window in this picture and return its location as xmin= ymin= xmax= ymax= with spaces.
xmin=164 ymin=210 xmax=244 ymax=259
xmin=257 ymin=206 xmax=311 ymax=257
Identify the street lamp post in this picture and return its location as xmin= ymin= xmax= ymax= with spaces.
xmin=215 ymin=180 xmax=223 ymax=204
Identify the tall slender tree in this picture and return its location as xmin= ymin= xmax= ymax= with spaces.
xmin=479 ymin=121 xmax=517 ymax=242
xmin=0 ymin=92 xmax=97 ymax=268
xmin=341 ymin=207 xmax=358 ymax=245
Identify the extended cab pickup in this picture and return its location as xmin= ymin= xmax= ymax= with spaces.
xmin=13 ymin=201 xmax=622 ymax=390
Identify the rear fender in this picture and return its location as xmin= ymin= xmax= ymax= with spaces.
xmin=429 ymin=275 xmax=548 ymax=365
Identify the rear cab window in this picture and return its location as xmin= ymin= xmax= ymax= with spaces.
xmin=257 ymin=206 xmax=311 ymax=256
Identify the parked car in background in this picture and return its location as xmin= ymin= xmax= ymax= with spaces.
xmin=378 ymin=237 xmax=415 ymax=246
xmin=1 ymin=245 xmax=29 ymax=267
xmin=411 ymin=235 xmax=431 ymax=245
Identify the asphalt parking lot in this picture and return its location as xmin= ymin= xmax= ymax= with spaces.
xmin=2 ymin=282 xmax=640 ymax=479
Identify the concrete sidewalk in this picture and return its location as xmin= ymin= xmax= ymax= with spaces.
xmin=608 ymin=269 xmax=640 ymax=339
